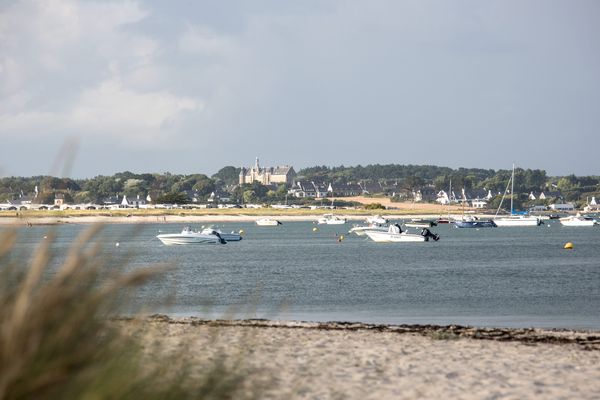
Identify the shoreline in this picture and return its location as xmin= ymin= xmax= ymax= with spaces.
xmin=0 ymin=213 xmax=483 ymax=226
xmin=141 ymin=315 xmax=600 ymax=350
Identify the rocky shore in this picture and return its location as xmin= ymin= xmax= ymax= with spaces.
xmin=133 ymin=316 xmax=600 ymax=399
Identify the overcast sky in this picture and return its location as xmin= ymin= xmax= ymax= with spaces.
xmin=1 ymin=0 xmax=598 ymax=178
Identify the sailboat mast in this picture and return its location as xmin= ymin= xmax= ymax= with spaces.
xmin=510 ymin=164 xmax=515 ymax=215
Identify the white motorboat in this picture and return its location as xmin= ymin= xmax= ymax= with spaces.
xmin=348 ymin=223 xmax=388 ymax=236
xmin=256 ymin=218 xmax=282 ymax=226
xmin=365 ymin=224 xmax=439 ymax=243
xmin=493 ymin=215 xmax=542 ymax=227
xmin=365 ymin=215 xmax=388 ymax=224
xmin=317 ymin=214 xmax=347 ymax=225
xmin=404 ymin=219 xmax=438 ymax=228
xmin=157 ymin=226 xmax=225 ymax=245
xmin=492 ymin=164 xmax=542 ymax=227
xmin=559 ymin=214 xmax=598 ymax=227
xmin=201 ymin=227 xmax=243 ymax=241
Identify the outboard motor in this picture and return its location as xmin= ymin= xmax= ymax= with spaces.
xmin=421 ymin=228 xmax=440 ymax=242
xmin=213 ymin=231 xmax=227 ymax=244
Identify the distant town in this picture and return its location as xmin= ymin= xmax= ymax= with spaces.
xmin=1 ymin=158 xmax=598 ymax=213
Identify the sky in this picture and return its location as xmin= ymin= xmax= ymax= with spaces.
xmin=0 ymin=0 xmax=598 ymax=178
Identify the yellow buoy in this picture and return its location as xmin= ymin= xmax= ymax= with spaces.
xmin=239 ymin=229 xmax=244 ymax=235
xmin=564 ymin=242 xmax=573 ymax=250
xmin=312 ymin=227 xmax=318 ymax=232
xmin=339 ymin=235 xmax=344 ymax=241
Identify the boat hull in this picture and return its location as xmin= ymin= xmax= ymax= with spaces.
xmin=256 ymin=219 xmax=281 ymax=226
xmin=492 ymin=217 xmax=541 ymax=227
xmin=218 ymin=233 xmax=243 ymax=241
xmin=318 ymin=218 xmax=347 ymax=225
xmin=405 ymin=220 xmax=437 ymax=228
xmin=559 ymin=219 xmax=597 ymax=227
xmin=365 ymin=231 xmax=426 ymax=242
xmin=156 ymin=234 xmax=223 ymax=245
xmin=453 ymin=220 xmax=496 ymax=228
xmin=348 ymin=226 xmax=388 ymax=236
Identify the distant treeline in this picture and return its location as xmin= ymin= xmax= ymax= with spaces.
xmin=1 ymin=164 xmax=598 ymax=204
xmin=298 ymin=164 xmax=598 ymax=195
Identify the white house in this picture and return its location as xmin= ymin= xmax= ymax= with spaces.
xmin=120 ymin=195 xmax=147 ymax=208
xmin=548 ymin=203 xmax=575 ymax=211
xmin=471 ymin=199 xmax=488 ymax=208
xmin=584 ymin=196 xmax=599 ymax=212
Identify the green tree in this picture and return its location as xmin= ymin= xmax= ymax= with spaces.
xmin=212 ymin=166 xmax=241 ymax=186
xmin=243 ymin=190 xmax=255 ymax=203
xmin=155 ymin=192 xmax=189 ymax=204
xmin=192 ymin=175 xmax=215 ymax=196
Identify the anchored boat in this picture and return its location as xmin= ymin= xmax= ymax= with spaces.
xmin=256 ymin=218 xmax=282 ymax=226
xmin=492 ymin=164 xmax=542 ymax=227
xmin=317 ymin=214 xmax=347 ymax=225
xmin=156 ymin=226 xmax=226 ymax=245
xmin=365 ymin=224 xmax=439 ymax=243
xmin=559 ymin=214 xmax=598 ymax=227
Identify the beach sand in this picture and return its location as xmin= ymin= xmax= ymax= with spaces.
xmin=137 ymin=317 xmax=600 ymax=399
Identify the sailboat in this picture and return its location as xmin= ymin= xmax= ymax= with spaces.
xmin=492 ymin=164 xmax=542 ymax=227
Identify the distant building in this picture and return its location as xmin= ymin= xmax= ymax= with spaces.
xmin=359 ymin=181 xmax=383 ymax=195
xmin=54 ymin=193 xmax=66 ymax=206
xmin=120 ymin=195 xmax=147 ymax=208
xmin=327 ymin=183 xmax=362 ymax=197
xmin=208 ymin=190 xmax=231 ymax=203
xmin=239 ymin=158 xmax=296 ymax=186
xmin=413 ymin=186 xmax=437 ymax=202
xmin=471 ymin=199 xmax=488 ymax=208
xmin=548 ymin=203 xmax=575 ymax=211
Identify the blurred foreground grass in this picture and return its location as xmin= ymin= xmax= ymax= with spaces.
xmin=0 ymin=226 xmax=259 ymax=399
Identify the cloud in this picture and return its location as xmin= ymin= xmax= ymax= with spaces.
xmin=0 ymin=0 xmax=201 ymax=148
xmin=179 ymin=25 xmax=237 ymax=56
xmin=1 ymin=0 xmax=599 ymax=176
xmin=69 ymin=79 xmax=200 ymax=144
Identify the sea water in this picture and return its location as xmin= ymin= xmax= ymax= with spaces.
xmin=10 ymin=220 xmax=600 ymax=329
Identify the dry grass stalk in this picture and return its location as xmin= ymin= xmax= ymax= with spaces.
xmin=0 ymin=226 xmax=258 ymax=399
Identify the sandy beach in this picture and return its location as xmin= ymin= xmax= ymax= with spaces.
xmin=138 ymin=317 xmax=600 ymax=399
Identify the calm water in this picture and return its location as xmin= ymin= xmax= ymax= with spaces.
xmin=9 ymin=220 xmax=600 ymax=329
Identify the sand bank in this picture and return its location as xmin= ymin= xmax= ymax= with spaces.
xmin=138 ymin=316 xmax=600 ymax=399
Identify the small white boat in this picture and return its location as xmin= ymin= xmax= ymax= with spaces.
xmin=404 ymin=219 xmax=437 ymax=228
xmin=317 ymin=214 xmax=347 ymax=225
xmin=256 ymin=218 xmax=282 ymax=226
xmin=348 ymin=223 xmax=388 ymax=236
xmin=201 ymin=227 xmax=243 ymax=241
xmin=157 ymin=226 xmax=225 ymax=245
xmin=365 ymin=215 xmax=388 ymax=224
xmin=492 ymin=215 xmax=542 ymax=227
xmin=559 ymin=214 xmax=598 ymax=227
xmin=365 ymin=224 xmax=439 ymax=243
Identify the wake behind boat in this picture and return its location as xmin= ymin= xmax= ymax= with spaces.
xmin=157 ymin=226 xmax=226 ymax=245
xmin=365 ymin=224 xmax=440 ymax=243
